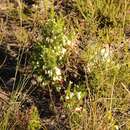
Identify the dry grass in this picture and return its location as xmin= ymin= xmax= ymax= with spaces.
xmin=0 ymin=0 xmax=130 ymax=130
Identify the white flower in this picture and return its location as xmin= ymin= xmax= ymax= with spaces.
xmin=52 ymin=67 xmax=62 ymax=81
xmin=54 ymin=67 xmax=61 ymax=76
xmin=114 ymin=125 xmax=119 ymax=130
xmin=75 ymin=106 xmax=83 ymax=112
xmin=46 ymin=37 xmax=50 ymax=42
xmin=61 ymin=48 xmax=66 ymax=55
xmin=53 ymin=75 xmax=62 ymax=81
xmin=77 ymin=92 xmax=82 ymax=100
xmin=48 ymin=70 xmax=53 ymax=76
xmin=32 ymin=4 xmax=38 ymax=10
xmin=100 ymin=44 xmax=113 ymax=62
xmin=66 ymin=95 xmax=69 ymax=100
xmin=100 ymin=48 xmax=110 ymax=60
xmin=70 ymin=92 xmax=74 ymax=98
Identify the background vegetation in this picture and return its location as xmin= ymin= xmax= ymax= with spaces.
xmin=0 ymin=0 xmax=130 ymax=130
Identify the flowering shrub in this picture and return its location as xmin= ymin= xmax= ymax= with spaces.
xmin=31 ymin=17 xmax=73 ymax=90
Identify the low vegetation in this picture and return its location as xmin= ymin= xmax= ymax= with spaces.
xmin=0 ymin=0 xmax=130 ymax=130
